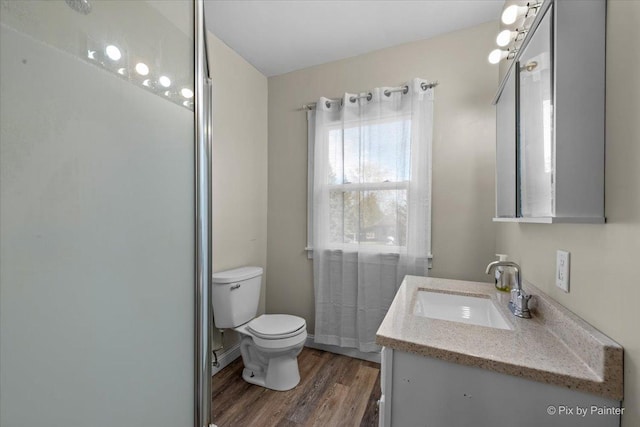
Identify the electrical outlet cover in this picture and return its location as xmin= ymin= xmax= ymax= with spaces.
xmin=556 ymin=250 xmax=570 ymax=292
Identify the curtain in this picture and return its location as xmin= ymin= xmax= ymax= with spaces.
xmin=312 ymin=78 xmax=433 ymax=352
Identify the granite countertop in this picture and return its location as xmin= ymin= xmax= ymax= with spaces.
xmin=376 ymin=276 xmax=623 ymax=401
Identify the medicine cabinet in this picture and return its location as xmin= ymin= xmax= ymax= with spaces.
xmin=493 ymin=0 xmax=606 ymax=223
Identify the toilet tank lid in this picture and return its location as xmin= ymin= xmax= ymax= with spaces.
xmin=212 ymin=266 xmax=263 ymax=284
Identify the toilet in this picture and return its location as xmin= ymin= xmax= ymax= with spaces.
xmin=212 ymin=266 xmax=307 ymax=391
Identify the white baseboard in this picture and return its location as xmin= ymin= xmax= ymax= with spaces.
xmin=304 ymin=334 xmax=381 ymax=364
xmin=211 ymin=343 xmax=241 ymax=376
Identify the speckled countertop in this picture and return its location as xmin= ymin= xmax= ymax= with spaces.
xmin=376 ymin=276 xmax=623 ymax=401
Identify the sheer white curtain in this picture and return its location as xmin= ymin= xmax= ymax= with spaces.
xmin=312 ymin=78 xmax=433 ymax=352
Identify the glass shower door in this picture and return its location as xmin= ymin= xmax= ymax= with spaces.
xmin=1 ymin=1 xmax=196 ymax=425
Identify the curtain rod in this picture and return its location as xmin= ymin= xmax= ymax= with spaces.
xmin=302 ymin=81 xmax=439 ymax=111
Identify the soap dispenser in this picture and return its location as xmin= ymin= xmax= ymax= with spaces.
xmin=494 ymin=254 xmax=511 ymax=292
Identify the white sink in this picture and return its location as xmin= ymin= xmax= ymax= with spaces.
xmin=414 ymin=290 xmax=512 ymax=330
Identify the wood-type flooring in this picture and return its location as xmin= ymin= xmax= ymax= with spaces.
xmin=211 ymin=347 xmax=381 ymax=426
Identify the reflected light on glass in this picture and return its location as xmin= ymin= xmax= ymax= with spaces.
xmin=87 ymin=50 xmax=96 ymax=60
xmin=159 ymin=76 xmax=171 ymax=88
xmin=182 ymin=101 xmax=191 ymax=107
xmin=164 ymin=90 xmax=171 ymax=97
xmin=543 ymin=100 xmax=553 ymax=173
xmin=142 ymin=79 xmax=151 ymax=87
xmin=488 ymin=49 xmax=508 ymax=64
xmin=105 ymin=45 xmax=122 ymax=61
xmin=117 ymin=68 xmax=126 ymax=75
xmin=461 ymin=306 xmax=471 ymax=319
xmin=181 ymin=88 xmax=194 ymax=99
xmin=135 ymin=62 xmax=149 ymax=76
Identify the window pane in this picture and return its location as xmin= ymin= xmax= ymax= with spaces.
xmin=343 ymin=126 xmax=360 ymax=184
xmin=329 ymin=189 xmax=358 ymax=243
xmin=329 ymin=189 xmax=407 ymax=246
xmin=328 ymin=128 xmax=343 ymax=185
xmin=360 ymin=189 xmax=407 ymax=246
xmin=361 ymin=120 xmax=411 ymax=183
xmin=338 ymin=119 xmax=411 ymax=184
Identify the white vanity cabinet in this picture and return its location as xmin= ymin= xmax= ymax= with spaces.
xmin=493 ymin=0 xmax=606 ymax=223
xmin=379 ymin=347 xmax=621 ymax=427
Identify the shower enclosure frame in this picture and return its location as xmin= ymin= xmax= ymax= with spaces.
xmin=194 ymin=0 xmax=212 ymax=426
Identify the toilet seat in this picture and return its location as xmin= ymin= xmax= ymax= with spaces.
xmin=235 ymin=314 xmax=307 ymax=350
xmin=247 ymin=314 xmax=306 ymax=339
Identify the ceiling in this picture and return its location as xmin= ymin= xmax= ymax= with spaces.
xmin=204 ymin=0 xmax=504 ymax=77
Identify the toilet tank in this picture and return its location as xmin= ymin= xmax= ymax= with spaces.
xmin=211 ymin=266 xmax=263 ymax=329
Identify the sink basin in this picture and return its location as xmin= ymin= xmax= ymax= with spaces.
xmin=414 ymin=290 xmax=512 ymax=330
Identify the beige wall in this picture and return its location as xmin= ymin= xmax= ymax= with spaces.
xmin=495 ymin=2 xmax=640 ymax=426
xmin=266 ymin=21 xmax=499 ymax=333
xmin=208 ymin=32 xmax=268 ymax=349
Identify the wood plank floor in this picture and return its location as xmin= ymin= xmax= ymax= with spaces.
xmin=211 ymin=347 xmax=381 ymax=427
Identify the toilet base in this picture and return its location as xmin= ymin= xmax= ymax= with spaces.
xmin=238 ymin=334 xmax=305 ymax=391
xmin=241 ymin=353 xmax=300 ymax=391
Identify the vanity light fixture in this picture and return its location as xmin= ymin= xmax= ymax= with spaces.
xmin=488 ymin=48 xmax=508 ymax=64
xmin=488 ymin=48 xmax=518 ymax=65
xmin=496 ymin=29 xmax=527 ymax=47
xmin=105 ymin=45 xmax=122 ymax=61
xmin=501 ymin=2 xmax=541 ymax=25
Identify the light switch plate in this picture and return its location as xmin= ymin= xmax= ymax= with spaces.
xmin=556 ymin=250 xmax=570 ymax=292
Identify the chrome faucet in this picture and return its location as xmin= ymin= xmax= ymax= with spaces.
xmin=485 ymin=261 xmax=532 ymax=319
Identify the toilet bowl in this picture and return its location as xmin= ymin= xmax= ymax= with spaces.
xmin=235 ymin=314 xmax=307 ymax=391
xmin=211 ymin=266 xmax=307 ymax=391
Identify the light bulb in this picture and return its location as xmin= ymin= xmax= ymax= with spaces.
xmin=488 ymin=49 xmax=508 ymax=65
xmin=135 ymin=62 xmax=149 ymax=76
xmin=496 ymin=30 xmax=514 ymax=47
xmin=159 ymin=76 xmax=171 ymax=88
xmin=501 ymin=4 xmax=528 ymax=25
xmin=181 ymin=88 xmax=194 ymax=99
xmin=105 ymin=45 xmax=122 ymax=61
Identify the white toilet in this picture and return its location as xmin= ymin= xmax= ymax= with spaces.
xmin=212 ymin=266 xmax=307 ymax=391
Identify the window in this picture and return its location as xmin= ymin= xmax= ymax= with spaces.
xmin=308 ymin=112 xmax=415 ymax=254
xmin=326 ymin=118 xmax=410 ymax=247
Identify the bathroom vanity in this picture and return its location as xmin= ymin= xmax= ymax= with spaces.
xmin=376 ymin=276 xmax=623 ymax=427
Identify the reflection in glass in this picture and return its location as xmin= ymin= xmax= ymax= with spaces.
xmin=0 ymin=0 xmax=193 ymax=110
xmin=518 ymin=7 xmax=554 ymax=217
